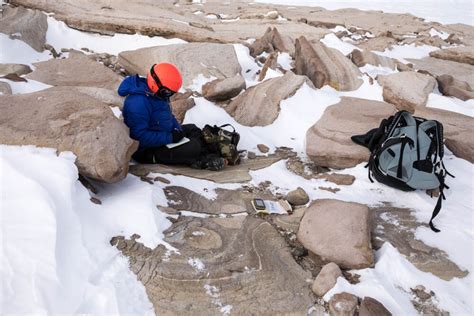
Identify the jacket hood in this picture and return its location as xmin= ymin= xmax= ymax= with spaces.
xmin=118 ymin=75 xmax=151 ymax=97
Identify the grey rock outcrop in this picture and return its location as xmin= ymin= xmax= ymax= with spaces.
xmin=0 ymin=5 xmax=47 ymax=51
xmin=436 ymin=75 xmax=474 ymax=101
xmin=306 ymin=97 xmax=396 ymax=169
xmin=27 ymin=51 xmax=122 ymax=90
xmin=202 ymin=75 xmax=245 ymax=102
xmin=349 ymin=49 xmax=396 ymax=69
xmin=359 ymin=297 xmax=392 ymax=316
xmin=118 ymin=43 xmax=241 ymax=88
xmin=377 ymin=72 xmax=436 ymax=112
xmin=297 ymin=199 xmax=374 ymax=269
xmin=0 ymin=88 xmax=137 ymax=182
xmin=429 ymin=46 xmax=474 ymax=65
xmin=226 ymin=71 xmax=310 ymax=126
xmin=328 ymin=292 xmax=359 ymax=316
xmin=295 ymin=36 xmax=363 ymax=91
xmin=249 ymin=27 xmax=295 ymax=57
xmin=312 ymin=262 xmax=343 ymax=297
xmin=0 ymin=63 xmax=32 ymax=77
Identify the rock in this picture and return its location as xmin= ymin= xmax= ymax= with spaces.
xmin=295 ymin=36 xmax=363 ymax=91
xmin=72 ymin=86 xmax=125 ymax=109
xmin=349 ymin=49 xmax=396 ymax=69
xmin=90 ymin=197 xmax=102 ymax=205
xmin=316 ymin=173 xmax=355 ymax=186
xmin=26 ymin=51 xmax=122 ymax=90
xmin=265 ymin=10 xmax=279 ymax=20
xmin=258 ymin=52 xmax=278 ymax=81
xmin=247 ymin=151 xmax=257 ymax=159
xmin=257 ymin=144 xmax=269 ymax=153
xmin=297 ymin=199 xmax=374 ymax=269
xmin=118 ymin=43 xmax=241 ymax=88
xmin=429 ymin=46 xmax=474 ymax=65
xmin=0 ymin=88 xmax=138 ymax=182
xmin=356 ymin=36 xmax=397 ymax=52
xmin=328 ymin=292 xmax=359 ymax=316
xmin=0 ymin=63 xmax=32 ymax=76
xmin=407 ymin=57 xmax=474 ymax=88
xmin=446 ymin=33 xmax=462 ymax=45
xmin=377 ymin=72 xmax=436 ymax=112
xmin=312 ymin=262 xmax=343 ymax=297
xmin=202 ymin=75 xmax=245 ymax=102
xmin=306 ymin=97 xmax=396 ymax=169
xmin=1 ymin=73 xmax=27 ymax=82
xmin=415 ymin=106 xmax=474 ymax=163
xmin=249 ymin=27 xmax=295 ymax=57
xmin=436 ymin=75 xmax=474 ymax=101
xmin=359 ymin=297 xmax=391 ymax=316
xmin=0 ymin=5 xmax=47 ymax=52
xmin=226 ymin=71 xmax=310 ymax=126
xmin=285 ymin=187 xmax=309 ymax=206
xmin=0 ymin=82 xmax=12 ymax=95
xmin=154 ymin=176 xmax=171 ymax=184
xmin=111 ymin=216 xmax=314 ymax=314
xmin=170 ymin=93 xmax=196 ymax=123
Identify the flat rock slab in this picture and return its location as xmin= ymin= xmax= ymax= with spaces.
xmin=27 ymin=51 xmax=123 ymax=90
xmin=118 ymin=43 xmax=241 ymax=88
xmin=306 ymin=97 xmax=396 ymax=169
xmin=0 ymin=87 xmax=137 ymax=182
xmin=129 ymin=150 xmax=292 ymax=183
xmin=226 ymin=71 xmax=311 ymax=126
xmin=111 ymin=215 xmax=314 ymax=314
xmin=0 ymin=5 xmax=47 ymax=52
xmin=429 ymin=46 xmax=474 ymax=65
xmin=407 ymin=57 xmax=474 ymax=88
xmin=371 ymin=206 xmax=468 ymax=281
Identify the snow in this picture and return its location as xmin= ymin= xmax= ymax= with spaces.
xmin=188 ymin=258 xmax=206 ymax=272
xmin=426 ymin=93 xmax=474 ymax=117
xmin=320 ymin=33 xmax=359 ymax=56
xmin=373 ymin=44 xmax=439 ymax=63
xmin=0 ymin=78 xmax=52 ymax=95
xmin=0 ymin=33 xmax=51 ymax=65
xmin=255 ymin=0 xmax=474 ymax=26
xmin=429 ymin=28 xmax=450 ymax=40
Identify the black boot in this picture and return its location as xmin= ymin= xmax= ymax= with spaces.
xmin=191 ymin=155 xmax=226 ymax=171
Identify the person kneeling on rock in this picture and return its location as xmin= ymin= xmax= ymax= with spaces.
xmin=118 ymin=63 xmax=226 ymax=171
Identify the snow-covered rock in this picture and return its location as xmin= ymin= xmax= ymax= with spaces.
xmin=297 ymin=199 xmax=374 ymax=269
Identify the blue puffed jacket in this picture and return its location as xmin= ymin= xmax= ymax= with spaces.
xmin=118 ymin=75 xmax=181 ymax=152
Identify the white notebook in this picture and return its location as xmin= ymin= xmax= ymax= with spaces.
xmin=166 ymin=137 xmax=190 ymax=149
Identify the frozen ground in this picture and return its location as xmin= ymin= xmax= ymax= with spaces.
xmin=1 ymin=5 xmax=473 ymax=316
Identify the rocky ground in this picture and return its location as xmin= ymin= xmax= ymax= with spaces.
xmin=1 ymin=0 xmax=473 ymax=315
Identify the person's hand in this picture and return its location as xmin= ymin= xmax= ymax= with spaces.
xmin=172 ymin=129 xmax=185 ymax=143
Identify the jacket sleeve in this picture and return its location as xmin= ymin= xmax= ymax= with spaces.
xmin=124 ymin=96 xmax=173 ymax=147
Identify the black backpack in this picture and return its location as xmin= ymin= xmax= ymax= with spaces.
xmin=202 ymin=124 xmax=241 ymax=165
xmin=352 ymin=111 xmax=454 ymax=232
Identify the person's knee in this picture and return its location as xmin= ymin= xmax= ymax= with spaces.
xmin=187 ymin=139 xmax=202 ymax=156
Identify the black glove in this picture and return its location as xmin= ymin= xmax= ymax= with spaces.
xmin=172 ymin=129 xmax=185 ymax=143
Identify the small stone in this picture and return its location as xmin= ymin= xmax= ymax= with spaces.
xmin=90 ymin=197 xmax=102 ymax=205
xmin=312 ymin=262 xmax=343 ymax=297
xmin=285 ymin=187 xmax=309 ymax=206
xmin=359 ymin=297 xmax=391 ymax=316
xmin=257 ymin=144 xmax=270 ymax=153
xmin=328 ymin=292 xmax=358 ymax=316
xmin=318 ymin=186 xmax=340 ymax=193
xmin=2 ymin=73 xmax=27 ymax=82
xmin=154 ymin=176 xmax=171 ymax=184
xmin=247 ymin=151 xmax=257 ymax=159
xmin=140 ymin=176 xmax=154 ymax=184
xmin=412 ymin=285 xmax=432 ymax=301
xmin=317 ymin=173 xmax=355 ymax=186
xmin=265 ymin=10 xmax=279 ymax=19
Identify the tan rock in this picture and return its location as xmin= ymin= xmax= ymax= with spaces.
xmin=257 ymin=144 xmax=270 ymax=153
xmin=0 ymin=5 xmax=47 ymax=51
xmin=297 ymin=199 xmax=374 ymax=269
xmin=202 ymin=75 xmax=245 ymax=102
xmin=0 ymin=87 xmax=138 ymax=182
xmin=285 ymin=187 xmax=309 ymax=206
xmin=170 ymin=94 xmax=196 ymax=124
xmin=0 ymin=82 xmax=12 ymax=95
xmin=328 ymin=292 xmax=359 ymax=316
xmin=118 ymin=43 xmax=241 ymax=88
xmin=27 ymin=51 xmax=123 ymax=90
xmin=356 ymin=36 xmax=397 ymax=52
xmin=429 ymin=46 xmax=474 ymax=65
xmin=359 ymin=297 xmax=392 ymax=316
xmin=312 ymin=262 xmax=343 ymax=297
xmin=436 ymin=75 xmax=474 ymax=101
xmin=0 ymin=63 xmax=32 ymax=76
xmin=72 ymin=86 xmax=125 ymax=109
xmin=295 ymin=36 xmax=363 ymax=91
xmin=226 ymin=71 xmax=310 ymax=126
xmin=306 ymin=97 xmax=396 ymax=169
xmin=349 ymin=49 xmax=396 ymax=69
xmin=377 ymin=72 xmax=436 ymax=112
xmin=249 ymin=27 xmax=295 ymax=57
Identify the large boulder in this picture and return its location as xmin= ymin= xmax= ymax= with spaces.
xmin=407 ymin=57 xmax=474 ymax=88
xmin=202 ymin=75 xmax=246 ymax=102
xmin=429 ymin=46 xmax=474 ymax=65
xmin=249 ymin=27 xmax=295 ymax=57
xmin=415 ymin=107 xmax=474 ymax=163
xmin=297 ymin=199 xmax=374 ymax=269
xmin=0 ymin=5 xmax=47 ymax=52
xmin=0 ymin=88 xmax=138 ymax=182
xmin=306 ymin=97 xmax=396 ymax=169
xmin=349 ymin=49 xmax=396 ymax=69
xmin=436 ymin=75 xmax=474 ymax=101
xmin=377 ymin=72 xmax=436 ymax=112
xmin=118 ymin=43 xmax=241 ymax=88
xmin=226 ymin=71 xmax=310 ymax=126
xmin=0 ymin=63 xmax=32 ymax=76
xmin=295 ymin=36 xmax=363 ymax=91
xmin=26 ymin=51 xmax=123 ymax=90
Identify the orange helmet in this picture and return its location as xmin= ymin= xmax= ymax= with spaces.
xmin=147 ymin=63 xmax=183 ymax=94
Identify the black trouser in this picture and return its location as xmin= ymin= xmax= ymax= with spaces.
xmin=132 ymin=124 xmax=213 ymax=165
